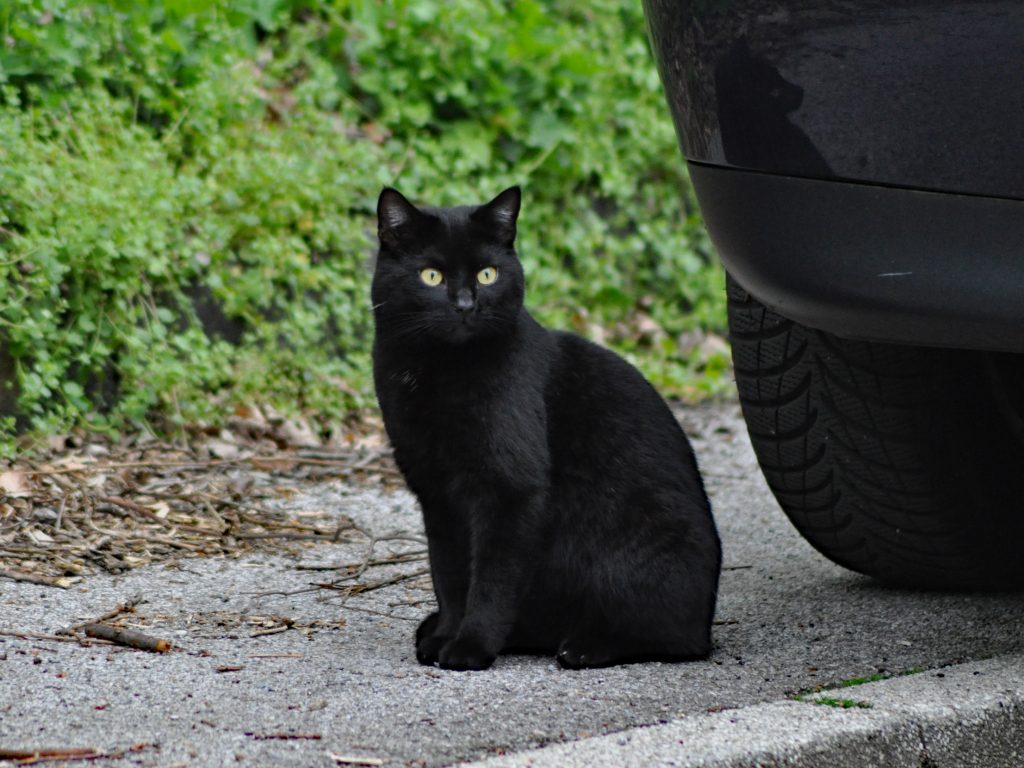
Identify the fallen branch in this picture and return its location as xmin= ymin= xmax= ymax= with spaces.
xmin=83 ymin=623 xmax=171 ymax=653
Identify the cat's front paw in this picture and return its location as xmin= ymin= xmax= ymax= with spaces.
xmin=416 ymin=633 xmax=449 ymax=666
xmin=416 ymin=612 xmax=441 ymax=644
xmin=438 ymin=636 xmax=496 ymax=671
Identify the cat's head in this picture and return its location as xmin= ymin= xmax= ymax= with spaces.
xmin=372 ymin=187 xmax=525 ymax=346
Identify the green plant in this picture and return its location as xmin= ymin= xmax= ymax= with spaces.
xmin=810 ymin=697 xmax=873 ymax=710
xmin=790 ymin=666 xmax=926 ymax=707
xmin=0 ymin=0 xmax=727 ymax=450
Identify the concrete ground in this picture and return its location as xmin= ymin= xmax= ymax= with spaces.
xmin=2 ymin=402 xmax=1023 ymax=767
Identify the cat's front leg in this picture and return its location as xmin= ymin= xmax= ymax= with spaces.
xmin=437 ymin=491 xmax=544 ymax=671
xmin=416 ymin=501 xmax=470 ymax=666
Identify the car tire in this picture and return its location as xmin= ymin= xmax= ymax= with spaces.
xmin=726 ymin=274 xmax=1024 ymax=588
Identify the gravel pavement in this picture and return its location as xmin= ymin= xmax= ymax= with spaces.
xmin=2 ymin=401 xmax=1023 ymax=767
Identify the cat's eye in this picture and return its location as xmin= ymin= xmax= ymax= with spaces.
xmin=477 ymin=267 xmax=498 ymax=285
xmin=420 ymin=268 xmax=443 ymax=287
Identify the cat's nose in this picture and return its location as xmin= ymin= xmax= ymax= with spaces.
xmin=453 ymin=289 xmax=476 ymax=313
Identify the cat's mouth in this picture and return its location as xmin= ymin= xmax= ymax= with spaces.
xmin=448 ymin=317 xmax=476 ymax=340
xmin=442 ymin=310 xmax=489 ymax=343
xmin=453 ymin=306 xmax=481 ymax=326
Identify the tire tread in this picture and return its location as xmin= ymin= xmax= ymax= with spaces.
xmin=726 ymin=274 xmax=1024 ymax=587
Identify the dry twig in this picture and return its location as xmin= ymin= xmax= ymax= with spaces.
xmin=328 ymin=754 xmax=385 ymax=767
xmin=58 ymin=595 xmax=144 ymax=636
xmin=82 ymin=623 xmax=171 ymax=653
xmin=315 ymin=567 xmax=431 ymax=597
xmin=0 ymin=743 xmax=155 ymax=765
xmin=0 ymin=441 xmax=386 ymax=582
xmin=0 ymin=569 xmax=73 ymax=589
xmin=0 ymin=630 xmax=111 ymax=647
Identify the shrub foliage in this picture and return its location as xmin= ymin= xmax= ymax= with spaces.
xmin=0 ymin=0 xmax=725 ymax=447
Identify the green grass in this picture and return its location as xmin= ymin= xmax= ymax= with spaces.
xmin=0 ymin=0 xmax=728 ymax=452
xmin=809 ymin=697 xmax=873 ymax=710
xmin=791 ymin=666 xmax=927 ymax=708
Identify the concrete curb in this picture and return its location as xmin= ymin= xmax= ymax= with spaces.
xmin=460 ymin=653 xmax=1024 ymax=768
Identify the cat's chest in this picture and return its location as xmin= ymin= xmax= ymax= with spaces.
xmin=378 ymin=356 xmax=547 ymax=480
xmin=380 ymin=363 xmax=501 ymax=446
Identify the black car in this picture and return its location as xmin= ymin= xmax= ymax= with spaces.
xmin=643 ymin=1 xmax=1024 ymax=588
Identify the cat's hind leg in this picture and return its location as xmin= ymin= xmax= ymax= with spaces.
xmin=555 ymin=518 xmax=720 ymax=669
xmin=554 ymin=596 xmax=715 ymax=669
xmin=555 ymin=626 xmax=712 ymax=670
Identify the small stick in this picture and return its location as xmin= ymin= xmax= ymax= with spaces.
xmin=0 ymin=569 xmax=70 ymax=589
xmin=248 ymin=653 xmax=304 ymax=659
xmin=0 ymin=743 xmax=154 ymax=765
xmin=0 ymin=629 xmax=113 ymax=647
xmin=59 ymin=596 xmax=143 ymax=636
xmin=234 ymin=532 xmax=336 ymax=542
xmin=317 ymin=567 xmax=431 ymax=596
xmin=20 ymin=454 xmax=394 ymax=477
xmin=246 ymin=733 xmax=322 ymax=741
xmin=82 ymin=623 xmax=171 ymax=652
xmin=295 ymin=551 xmax=428 ymax=571
xmin=340 ymin=604 xmax=419 ymax=622
xmin=328 ymin=754 xmax=385 ymax=766
xmin=0 ymin=747 xmax=100 ymax=761
xmin=249 ymin=625 xmax=290 ymax=638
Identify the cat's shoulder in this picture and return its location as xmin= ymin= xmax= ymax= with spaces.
xmin=548 ymin=329 xmax=653 ymax=389
xmin=550 ymin=329 xmax=628 ymax=369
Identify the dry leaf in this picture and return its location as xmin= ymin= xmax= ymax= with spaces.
xmin=47 ymin=434 xmax=69 ymax=452
xmin=275 ymin=418 xmax=321 ymax=448
xmin=27 ymin=528 xmax=55 ymax=545
xmin=207 ymin=440 xmax=240 ymax=460
xmin=0 ymin=470 xmax=31 ymax=497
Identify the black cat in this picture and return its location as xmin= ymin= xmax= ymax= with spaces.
xmin=372 ymin=186 xmax=721 ymax=671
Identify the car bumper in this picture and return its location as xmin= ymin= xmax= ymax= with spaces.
xmin=645 ymin=0 xmax=1024 ymax=350
xmin=691 ymin=162 xmax=1024 ymax=352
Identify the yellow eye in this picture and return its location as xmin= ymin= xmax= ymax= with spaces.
xmin=420 ymin=268 xmax=443 ymax=286
xmin=477 ymin=267 xmax=498 ymax=285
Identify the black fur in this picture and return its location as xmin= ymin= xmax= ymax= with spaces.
xmin=372 ymin=187 xmax=721 ymax=670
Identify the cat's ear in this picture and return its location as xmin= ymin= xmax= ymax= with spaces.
xmin=474 ymin=186 xmax=521 ymax=246
xmin=377 ymin=187 xmax=422 ymax=247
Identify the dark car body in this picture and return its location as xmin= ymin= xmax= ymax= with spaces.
xmin=643 ymin=1 xmax=1024 ymax=352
